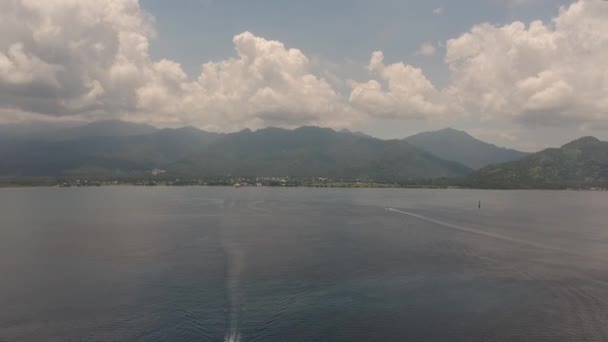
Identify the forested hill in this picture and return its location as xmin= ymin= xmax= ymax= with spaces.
xmin=404 ymin=128 xmax=528 ymax=169
xmin=469 ymin=137 xmax=608 ymax=189
xmin=0 ymin=122 xmax=472 ymax=181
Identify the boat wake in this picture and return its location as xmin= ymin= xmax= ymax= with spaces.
xmin=223 ymin=239 xmax=244 ymax=342
xmin=224 ymin=332 xmax=241 ymax=342
xmin=385 ymin=207 xmax=576 ymax=256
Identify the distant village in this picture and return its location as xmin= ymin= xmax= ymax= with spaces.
xmin=55 ymin=173 xmax=402 ymax=189
xmin=37 ymin=169 xmax=415 ymax=188
xmin=2 ymin=168 xmax=607 ymax=190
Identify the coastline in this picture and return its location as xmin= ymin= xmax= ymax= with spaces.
xmin=1 ymin=182 xmax=606 ymax=191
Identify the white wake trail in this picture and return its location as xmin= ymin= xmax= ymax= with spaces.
xmin=223 ymin=243 xmax=243 ymax=342
xmin=221 ymin=199 xmax=243 ymax=342
xmin=385 ymin=207 xmax=575 ymax=255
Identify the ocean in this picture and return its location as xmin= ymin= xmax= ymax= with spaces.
xmin=1 ymin=187 xmax=608 ymax=341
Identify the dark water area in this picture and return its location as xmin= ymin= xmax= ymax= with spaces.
xmin=1 ymin=187 xmax=608 ymax=341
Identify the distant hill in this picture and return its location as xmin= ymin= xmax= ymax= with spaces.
xmin=0 ymin=121 xmax=78 ymax=141
xmin=0 ymin=120 xmax=158 ymax=142
xmin=470 ymin=137 xmax=608 ymax=189
xmin=404 ymin=128 xmax=528 ymax=169
xmin=174 ymin=126 xmax=472 ymax=180
xmin=0 ymin=126 xmax=222 ymax=177
xmin=55 ymin=120 xmax=158 ymax=140
xmin=0 ymin=124 xmax=471 ymax=181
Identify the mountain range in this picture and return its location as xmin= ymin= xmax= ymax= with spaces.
xmin=0 ymin=121 xmax=470 ymax=181
xmin=172 ymin=126 xmax=471 ymax=180
xmin=0 ymin=120 xmax=157 ymax=142
xmin=1 ymin=120 xmax=607 ymax=189
xmin=470 ymin=136 xmax=608 ymax=189
xmin=404 ymin=128 xmax=528 ymax=169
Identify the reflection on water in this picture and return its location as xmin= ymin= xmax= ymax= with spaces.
xmin=1 ymin=187 xmax=608 ymax=341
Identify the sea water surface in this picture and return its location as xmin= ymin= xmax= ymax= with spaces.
xmin=1 ymin=187 xmax=608 ymax=341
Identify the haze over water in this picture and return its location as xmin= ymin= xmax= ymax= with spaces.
xmin=1 ymin=187 xmax=608 ymax=341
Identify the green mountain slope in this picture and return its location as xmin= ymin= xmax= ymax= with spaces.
xmin=55 ymin=120 xmax=159 ymax=140
xmin=0 ymin=126 xmax=221 ymax=177
xmin=0 ymin=125 xmax=472 ymax=180
xmin=404 ymin=128 xmax=528 ymax=169
xmin=0 ymin=120 xmax=158 ymax=142
xmin=470 ymin=137 xmax=608 ymax=189
xmin=174 ymin=126 xmax=472 ymax=180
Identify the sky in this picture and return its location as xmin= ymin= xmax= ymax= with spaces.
xmin=0 ymin=0 xmax=607 ymax=151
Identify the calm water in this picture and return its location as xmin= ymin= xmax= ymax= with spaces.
xmin=1 ymin=187 xmax=608 ymax=341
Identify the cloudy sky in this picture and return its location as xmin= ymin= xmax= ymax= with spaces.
xmin=1 ymin=0 xmax=607 ymax=151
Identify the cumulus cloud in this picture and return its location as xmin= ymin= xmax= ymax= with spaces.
xmin=1 ymin=0 xmax=607 ymax=131
xmin=0 ymin=0 xmax=155 ymax=119
xmin=349 ymin=51 xmax=446 ymax=119
xmin=416 ymin=42 xmax=436 ymax=57
xmin=167 ymin=32 xmax=358 ymax=131
xmin=0 ymin=0 xmax=357 ymax=131
xmin=351 ymin=0 xmax=608 ymax=127
xmin=444 ymin=0 xmax=608 ymax=126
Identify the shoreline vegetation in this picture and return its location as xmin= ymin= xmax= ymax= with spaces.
xmin=1 ymin=177 xmax=606 ymax=191
xmin=2 ymin=123 xmax=607 ymax=191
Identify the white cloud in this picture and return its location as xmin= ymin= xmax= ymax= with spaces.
xmin=351 ymin=0 xmax=608 ymax=127
xmin=0 ymin=0 xmax=155 ymax=119
xmin=0 ymin=43 xmax=63 ymax=88
xmin=1 ymin=0 xmax=608 ymax=131
xmin=349 ymin=51 xmax=446 ymax=119
xmin=0 ymin=0 xmax=358 ymax=131
xmin=444 ymin=0 xmax=608 ymax=126
xmin=433 ymin=7 xmax=444 ymax=16
xmin=168 ymin=32 xmax=359 ymax=131
xmin=416 ymin=42 xmax=436 ymax=57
